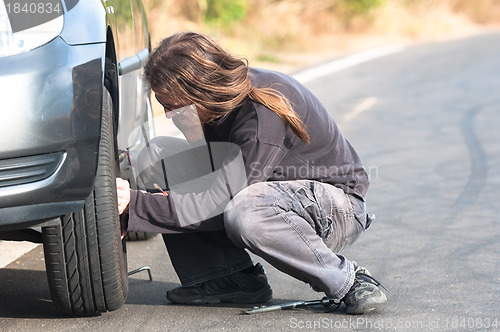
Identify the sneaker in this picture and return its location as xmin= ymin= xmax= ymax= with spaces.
xmin=342 ymin=265 xmax=387 ymax=315
xmin=166 ymin=263 xmax=273 ymax=304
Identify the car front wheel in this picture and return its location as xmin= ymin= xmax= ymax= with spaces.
xmin=42 ymin=87 xmax=127 ymax=316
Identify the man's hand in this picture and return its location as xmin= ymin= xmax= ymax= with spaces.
xmin=116 ymin=177 xmax=131 ymax=215
xmin=116 ymin=177 xmax=131 ymax=240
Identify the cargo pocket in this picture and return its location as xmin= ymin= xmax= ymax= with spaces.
xmin=292 ymin=182 xmax=332 ymax=242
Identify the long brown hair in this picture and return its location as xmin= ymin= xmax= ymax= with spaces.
xmin=144 ymin=32 xmax=310 ymax=143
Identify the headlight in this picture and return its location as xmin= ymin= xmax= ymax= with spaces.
xmin=0 ymin=0 xmax=64 ymax=57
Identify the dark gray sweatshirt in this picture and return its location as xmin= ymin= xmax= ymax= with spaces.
xmin=127 ymin=68 xmax=369 ymax=233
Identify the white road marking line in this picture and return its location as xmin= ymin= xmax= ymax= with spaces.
xmin=293 ymin=44 xmax=405 ymax=84
xmin=0 ymin=240 xmax=40 ymax=268
xmin=344 ymin=96 xmax=379 ymax=122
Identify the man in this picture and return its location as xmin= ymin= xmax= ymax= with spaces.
xmin=116 ymin=31 xmax=386 ymax=315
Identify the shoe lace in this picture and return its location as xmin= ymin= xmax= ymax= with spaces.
xmin=355 ymin=272 xmax=388 ymax=291
xmin=301 ymin=271 xmax=388 ymax=313
xmin=302 ymin=297 xmax=343 ymax=313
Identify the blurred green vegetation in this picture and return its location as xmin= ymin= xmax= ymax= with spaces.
xmin=338 ymin=0 xmax=385 ymax=16
xmin=200 ymin=0 xmax=385 ymax=26
xmin=205 ymin=0 xmax=247 ymax=26
xmin=200 ymin=0 xmax=386 ymax=28
xmin=143 ymin=0 xmax=500 ymax=69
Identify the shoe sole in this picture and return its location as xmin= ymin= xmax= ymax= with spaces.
xmin=345 ymin=293 xmax=387 ymax=315
xmin=167 ymin=286 xmax=273 ymax=305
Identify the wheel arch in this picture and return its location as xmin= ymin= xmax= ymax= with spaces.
xmin=104 ymin=26 xmax=120 ymax=130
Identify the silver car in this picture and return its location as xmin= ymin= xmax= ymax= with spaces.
xmin=0 ymin=0 xmax=153 ymax=315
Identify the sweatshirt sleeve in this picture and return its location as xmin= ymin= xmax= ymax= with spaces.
xmin=127 ymin=190 xmax=182 ymax=233
xmin=126 ymin=143 xmax=247 ymax=233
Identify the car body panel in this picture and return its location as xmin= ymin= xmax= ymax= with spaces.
xmin=0 ymin=37 xmax=104 ymax=224
xmin=0 ymin=0 xmax=151 ymax=228
xmin=0 ymin=37 xmax=104 ymax=159
xmin=60 ymin=0 xmax=106 ymax=45
xmin=114 ymin=0 xmax=151 ymax=152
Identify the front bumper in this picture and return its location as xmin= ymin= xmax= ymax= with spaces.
xmin=0 ymin=36 xmax=105 ymax=227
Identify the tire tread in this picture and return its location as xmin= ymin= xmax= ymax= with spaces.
xmin=42 ymin=87 xmax=127 ymax=316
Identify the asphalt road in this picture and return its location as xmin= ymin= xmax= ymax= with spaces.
xmin=1 ymin=31 xmax=499 ymax=331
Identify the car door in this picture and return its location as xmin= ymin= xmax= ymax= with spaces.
xmin=113 ymin=0 xmax=150 ymax=152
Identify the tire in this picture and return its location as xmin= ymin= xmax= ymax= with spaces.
xmin=42 ymin=87 xmax=128 ymax=316
xmin=125 ymin=231 xmax=157 ymax=241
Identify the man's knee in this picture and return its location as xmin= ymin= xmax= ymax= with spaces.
xmin=223 ymin=182 xmax=272 ymax=248
xmin=224 ymin=207 xmax=251 ymax=248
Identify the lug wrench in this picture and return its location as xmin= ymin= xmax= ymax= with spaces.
xmin=244 ymin=297 xmax=340 ymax=314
